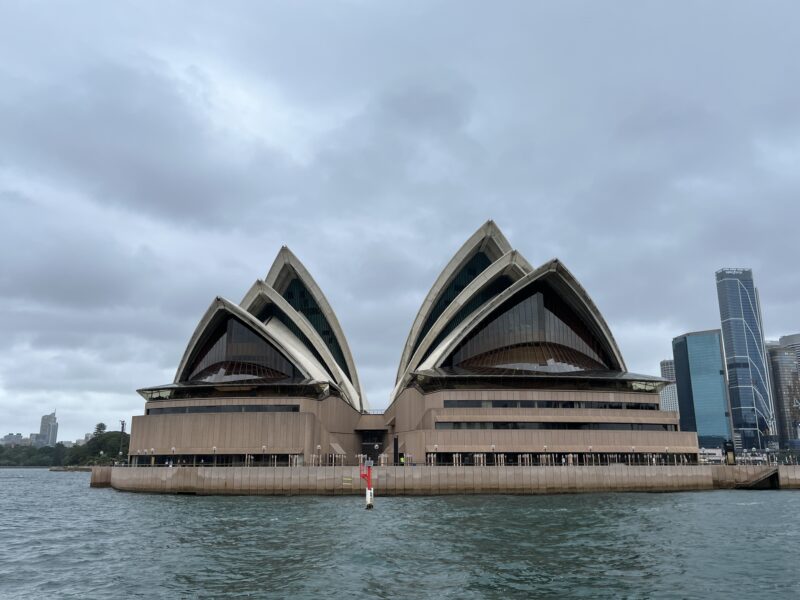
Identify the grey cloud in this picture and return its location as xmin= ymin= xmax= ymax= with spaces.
xmin=1 ymin=2 xmax=800 ymax=439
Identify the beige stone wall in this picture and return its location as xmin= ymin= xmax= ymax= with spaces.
xmin=385 ymin=387 xmax=667 ymax=433
xmin=106 ymin=465 xmax=714 ymax=495
xmin=779 ymin=466 xmax=800 ymax=489
xmin=383 ymin=386 xmax=693 ymax=461
xmin=130 ymin=395 xmax=362 ymax=460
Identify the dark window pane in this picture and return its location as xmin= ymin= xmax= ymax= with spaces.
xmin=184 ymin=316 xmax=301 ymax=384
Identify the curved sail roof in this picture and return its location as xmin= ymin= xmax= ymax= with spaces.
xmin=416 ymin=259 xmax=626 ymax=374
xmin=265 ymin=246 xmax=363 ymax=404
xmin=174 ymin=297 xmax=335 ymax=393
xmin=392 ymin=222 xmax=628 ymax=403
xmin=395 ymin=220 xmax=512 ymax=383
xmin=240 ymin=279 xmax=363 ymax=410
xmin=390 ymin=250 xmax=533 ymax=401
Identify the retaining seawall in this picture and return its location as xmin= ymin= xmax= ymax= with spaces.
xmin=101 ymin=465 xmax=719 ymax=495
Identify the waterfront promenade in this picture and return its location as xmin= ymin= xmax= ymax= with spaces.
xmin=92 ymin=464 xmax=800 ymax=495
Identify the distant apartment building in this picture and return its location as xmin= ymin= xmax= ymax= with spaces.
xmin=660 ymin=359 xmax=676 ymax=381
xmin=659 ymin=359 xmax=679 ymax=413
xmin=779 ymin=334 xmax=800 ymax=364
xmin=37 ymin=412 xmax=58 ymax=447
xmin=673 ymin=330 xmax=731 ymax=448
xmin=767 ymin=340 xmax=800 ymax=450
xmin=0 ymin=433 xmax=24 ymax=446
xmin=716 ymin=268 xmax=776 ymax=449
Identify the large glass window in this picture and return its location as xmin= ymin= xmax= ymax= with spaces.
xmin=147 ymin=404 xmax=299 ymax=415
xmin=282 ymin=278 xmax=351 ymax=379
xmin=442 ymin=399 xmax=656 ymax=410
xmin=414 ymin=251 xmax=492 ymax=355
xmin=255 ymin=303 xmax=334 ymax=380
xmin=183 ymin=316 xmax=301 ymax=384
xmin=436 ymin=422 xmax=674 ymax=431
xmin=443 ymin=280 xmax=612 ymax=373
xmin=420 ymin=275 xmax=513 ymax=364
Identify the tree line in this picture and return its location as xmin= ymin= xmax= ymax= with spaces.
xmin=0 ymin=424 xmax=129 ymax=467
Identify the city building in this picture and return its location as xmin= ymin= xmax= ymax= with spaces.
xmin=36 ymin=412 xmax=58 ymax=448
xmin=779 ymin=334 xmax=800 ymax=364
xmin=660 ymin=359 xmax=676 ymax=381
xmin=128 ymin=221 xmax=699 ymax=467
xmin=659 ymin=359 xmax=679 ymax=413
xmin=715 ymin=268 xmax=776 ymax=449
xmin=75 ymin=433 xmax=93 ymax=446
xmin=672 ymin=330 xmax=731 ymax=448
xmin=0 ymin=433 xmax=24 ymax=446
xmin=767 ymin=341 xmax=800 ymax=450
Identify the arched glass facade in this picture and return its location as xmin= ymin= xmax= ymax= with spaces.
xmin=420 ymin=275 xmax=514 ymax=365
xmin=413 ymin=251 xmax=492 ymax=356
xmin=254 ymin=302 xmax=335 ymax=381
xmin=444 ymin=281 xmax=612 ymax=374
xmin=184 ymin=316 xmax=301 ymax=384
xmin=283 ymin=277 xmax=351 ymax=380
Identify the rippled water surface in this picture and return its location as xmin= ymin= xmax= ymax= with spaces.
xmin=1 ymin=469 xmax=798 ymax=599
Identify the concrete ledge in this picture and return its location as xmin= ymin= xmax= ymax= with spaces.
xmin=779 ymin=465 xmax=800 ymax=489
xmin=90 ymin=466 xmax=112 ymax=487
xmin=99 ymin=465 xmax=723 ymax=495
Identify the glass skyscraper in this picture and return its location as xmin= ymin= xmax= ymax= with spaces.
xmin=715 ymin=268 xmax=775 ymax=450
xmin=658 ymin=359 xmax=679 ymax=413
xmin=37 ymin=411 xmax=58 ymax=448
xmin=672 ymin=330 xmax=731 ymax=448
xmin=767 ymin=341 xmax=800 ymax=450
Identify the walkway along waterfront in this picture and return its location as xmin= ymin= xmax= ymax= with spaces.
xmin=91 ymin=464 xmax=800 ymax=495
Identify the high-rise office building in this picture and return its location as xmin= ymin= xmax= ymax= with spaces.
xmin=779 ymin=334 xmax=800 ymax=364
xmin=37 ymin=412 xmax=58 ymax=447
xmin=767 ymin=341 xmax=800 ymax=450
xmin=659 ymin=359 xmax=679 ymax=413
xmin=673 ymin=330 xmax=731 ymax=448
xmin=660 ymin=359 xmax=676 ymax=381
xmin=715 ymin=268 xmax=776 ymax=449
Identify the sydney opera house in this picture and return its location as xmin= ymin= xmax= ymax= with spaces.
xmin=130 ymin=221 xmax=700 ymax=467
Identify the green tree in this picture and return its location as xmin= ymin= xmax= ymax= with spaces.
xmin=64 ymin=431 xmax=130 ymax=465
xmin=93 ymin=422 xmax=107 ymax=437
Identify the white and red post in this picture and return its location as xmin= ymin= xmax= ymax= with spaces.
xmin=360 ymin=460 xmax=374 ymax=509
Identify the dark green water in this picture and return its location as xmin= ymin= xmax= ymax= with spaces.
xmin=0 ymin=469 xmax=797 ymax=599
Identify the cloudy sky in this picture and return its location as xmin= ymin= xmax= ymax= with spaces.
xmin=1 ymin=2 xmax=799 ymax=441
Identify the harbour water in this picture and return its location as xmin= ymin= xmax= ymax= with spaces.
xmin=0 ymin=469 xmax=797 ymax=599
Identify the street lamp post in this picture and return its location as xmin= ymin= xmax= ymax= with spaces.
xmin=213 ymin=446 xmax=217 ymax=467
xmin=434 ymin=444 xmax=438 ymax=466
xmin=262 ymin=445 xmax=266 ymax=467
xmin=491 ymin=444 xmax=496 ymax=467
xmin=543 ymin=445 xmax=548 ymax=466
xmin=317 ymin=444 xmax=322 ymax=466
xmin=588 ymin=445 xmax=593 ymax=466
xmin=631 ymin=446 xmax=636 ymax=466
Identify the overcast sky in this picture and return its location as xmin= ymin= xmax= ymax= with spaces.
xmin=1 ymin=2 xmax=799 ymax=441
